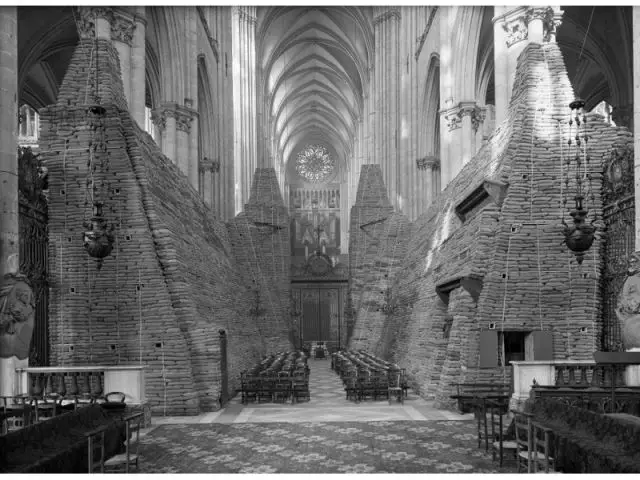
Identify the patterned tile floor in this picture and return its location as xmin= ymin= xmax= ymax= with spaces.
xmin=138 ymin=359 xmax=516 ymax=473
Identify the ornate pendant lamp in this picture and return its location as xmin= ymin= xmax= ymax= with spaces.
xmin=82 ymin=29 xmax=114 ymax=265
xmin=561 ymin=98 xmax=596 ymax=264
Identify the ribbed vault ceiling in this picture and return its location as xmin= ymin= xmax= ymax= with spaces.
xmin=257 ymin=7 xmax=372 ymax=178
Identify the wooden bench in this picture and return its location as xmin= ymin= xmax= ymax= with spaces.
xmin=449 ymin=383 xmax=511 ymax=413
xmin=0 ymin=404 xmax=125 ymax=473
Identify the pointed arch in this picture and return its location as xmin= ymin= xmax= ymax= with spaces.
xmin=421 ymin=53 xmax=440 ymax=160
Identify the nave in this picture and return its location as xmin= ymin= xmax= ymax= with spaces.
xmin=135 ymin=358 xmax=516 ymax=473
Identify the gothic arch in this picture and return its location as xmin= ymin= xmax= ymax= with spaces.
xmin=420 ymin=53 xmax=440 ymax=159
xmin=451 ymin=6 xmax=485 ymax=101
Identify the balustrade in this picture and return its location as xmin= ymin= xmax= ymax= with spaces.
xmin=15 ymin=365 xmax=145 ymax=405
xmin=512 ymin=360 xmax=640 ymax=405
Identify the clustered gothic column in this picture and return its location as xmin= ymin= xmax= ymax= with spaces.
xmin=77 ymin=7 xmax=146 ymax=128
xmin=151 ymin=102 xmax=198 ymax=182
xmin=0 ymin=6 xmax=19 ymax=397
xmin=130 ymin=7 xmax=146 ymax=127
xmin=439 ymin=102 xmax=486 ymax=186
xmin=372 ymin=7 xmax=401 ymax=209
xmin=231 ymin=6 xmax=257 ymax=213
xmin=398 ymin=6 xmax=421 ymax=220
xmin=199 ymin=157 xmax=221 ymax=208
xmin=493 ymin=6 xmax=563 ymax=124
xmin=208 ymin=6 xmax=235 ymax=220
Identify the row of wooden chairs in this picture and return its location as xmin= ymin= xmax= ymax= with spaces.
xmin=335 ymin=354 xmax=405 ymax=404
xmin=240 ymin=369 xmax=310 ymax=404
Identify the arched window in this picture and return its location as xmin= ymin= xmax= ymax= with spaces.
xmin=18 ymin=104 xmax=39 ymax=147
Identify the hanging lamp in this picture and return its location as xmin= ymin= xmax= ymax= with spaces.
xmin=82 ymin=17 xmax=115 ymax=264
xmin=561 ymin=98 xmax=595 ymax=264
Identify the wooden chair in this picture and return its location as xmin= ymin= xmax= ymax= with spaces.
xmin=512 ymin=409 xmax=533 ymax=473
xmin=1 ymin=395 xmax=33 ymax=433
xmin=291 ymin=370 xmax=309 ymax=403
xmin=85 ymin=424 xmax=107 ymax=473
xmin=104 ymin=412 xmax=144 ymax=473
xmin=488 ymin=399 xmax=517 ymax=467
xmin=388 ymin=371 xmax=403 ymax=404
xmin=512 ymin=409 xmax=555 ymax=473
xmin=531 ymin=422 xmax=555 ymax=473
xmin=475 ymin=397 xmax=491 ymax=451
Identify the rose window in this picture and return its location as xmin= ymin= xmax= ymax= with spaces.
xmin=295 ymin=145 xmax=334 ymax=183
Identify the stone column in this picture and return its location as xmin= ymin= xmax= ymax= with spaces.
xmin=493 ymin=7 xmax=508 ymax=126
xmin=416 ymin=158 xmax=430 ymax=215
xmin=372 ymin=7 xmax=401 ymax=208
xmin=231 ymin=6 xmax=257 ymax=213
xmin=130 ymin=7 xmax=146 ymax=128
xmin=200 ymin=158 xmax=214 ymax=207
xmin=152 ymin=102 xmax=196 ymax=183
xmin=417 ymin=156 xmax=441 ymax=207
xmin=110 ymin=9 xmax=136 ymax=109
xmin=0 ymin=6 xmax=20 ymax=397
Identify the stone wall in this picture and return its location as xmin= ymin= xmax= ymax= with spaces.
xmin=347 ymin=43 xmax=634 ymax=405
xmin=41 ymin=38 xmax=271 ymax=415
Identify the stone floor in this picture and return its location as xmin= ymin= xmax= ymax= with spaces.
xmin=136 ymin=359 xmax=516 ymax=473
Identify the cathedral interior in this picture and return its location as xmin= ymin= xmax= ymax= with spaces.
xmin=2 ymin=4 xmax=640 ymax=474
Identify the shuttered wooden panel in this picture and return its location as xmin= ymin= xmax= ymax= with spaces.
xmin=479 ymin=330 xmax=499 ymax=368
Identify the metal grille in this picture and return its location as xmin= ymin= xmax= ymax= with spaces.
xmin=602 ymin=196 xmax=634 ymax=351
xmin=601 ymin=145 xmax=635 ymax=352
xmin=18 ymin=147 xmax=49 ymax=366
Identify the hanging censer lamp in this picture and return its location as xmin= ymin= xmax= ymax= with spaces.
xmin=82 ymin=32 xmax=114 ymax=267
xmin=561 ymin=98 xmax=596 ymax=265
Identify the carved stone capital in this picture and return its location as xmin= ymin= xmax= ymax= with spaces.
xmin=442 ymin=106 xmax=463 ymax=131
xmin=134 ymin=12 xmax=147 ymax=27
xmin=460 ymin=103 xmax=486 ymax=133
xmin=153 ymin=103 xmax=197 ymax=134
xmin=502 ymin=14 xmax=528 ymax=48
xmin=76 ymin=6 xmax=114 ymax=39
xmin=111 ymin=11 xmax=137 ymax=46
xmin=527 ymin=6 xmax=563 ymax=42
xmin=416 ymin=156 xmax=441 ymax=171
xmin=232 ymin=6 xmax=257 ymax=25
xmin=373 ymin=8 xmax=401 ymax=27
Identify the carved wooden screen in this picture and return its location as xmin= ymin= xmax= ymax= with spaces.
xmin=18 ymin=147 xmax=49 ymax=366
xmin=601 ymin=146 xmax=634 ymax=352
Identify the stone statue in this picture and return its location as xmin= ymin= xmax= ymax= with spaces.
xmin=615 ymin=251 xmax=640 ymax=351
xmin=0 ymin=256 xmax=35 ymax=360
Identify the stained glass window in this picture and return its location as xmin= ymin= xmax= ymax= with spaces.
xmin=295 ymin=144 xmax=335 ymax=183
